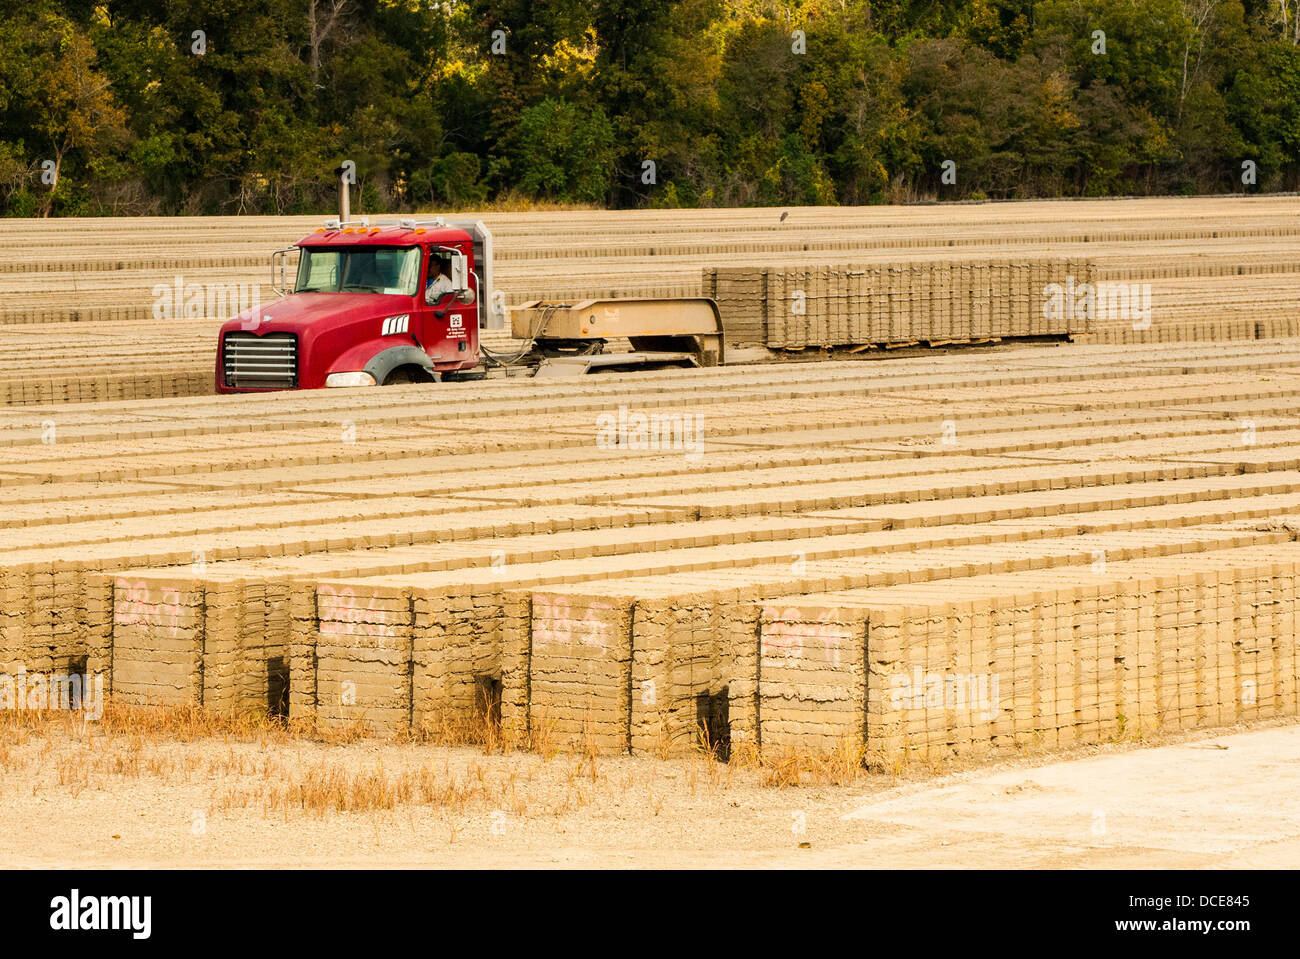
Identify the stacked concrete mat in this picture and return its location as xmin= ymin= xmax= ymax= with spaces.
xmin=484 ymin=538 xmax=1300 ymax=761
xmin=4 ymin=340 xmax=1300 ymax=767
xmin=703 ymin=257 xmax=1093 ymax=349
xmin=216 ymin=522 xmax=1278 ymax=740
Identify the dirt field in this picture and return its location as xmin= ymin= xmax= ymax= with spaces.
xmin=2 ymin=709 xmax=1294 ymax=868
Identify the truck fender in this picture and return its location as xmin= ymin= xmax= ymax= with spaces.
xmin=362 ymin=345 xmax=440 ymax=384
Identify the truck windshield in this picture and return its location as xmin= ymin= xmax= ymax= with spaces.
xmin=295 ymin=246 xmax=422 ymax=295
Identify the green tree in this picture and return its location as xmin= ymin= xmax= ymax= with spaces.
xmin=513 ymin=98 xmax=617 ymax=202
xmin=27 ymin=14 xmax=131 ymax=215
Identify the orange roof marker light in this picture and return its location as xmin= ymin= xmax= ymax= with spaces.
xmin=313 ymin=216 xmax=461 ymax=236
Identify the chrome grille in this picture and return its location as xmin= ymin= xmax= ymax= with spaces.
xmin=223 ymin=332 xmax=298 ymax=389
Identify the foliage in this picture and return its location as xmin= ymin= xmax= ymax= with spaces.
xmin=1 ymin=0 xmax=1298 ymax=215
xmin=513 ymin=98 xmax=617 ymax=202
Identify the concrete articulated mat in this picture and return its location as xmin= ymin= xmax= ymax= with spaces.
xmin=5 ymin=340 xmax=1299 ymax=761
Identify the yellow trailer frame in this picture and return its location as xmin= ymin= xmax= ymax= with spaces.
xmin=511 ymin=297 xmax=726 ymax=375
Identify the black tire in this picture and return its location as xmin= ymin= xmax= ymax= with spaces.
xmin=591 ymin=360 xmax=695 ymax=374
xmin=382 ymin=366 xmax=436 ymax=385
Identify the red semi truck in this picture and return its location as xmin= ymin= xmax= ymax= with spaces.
xmin=216 ymin=216 xmax=724 ymax=393
xmin=217 ymin=217 xmax=494 ymax=391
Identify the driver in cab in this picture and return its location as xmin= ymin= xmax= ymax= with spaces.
xmin=426 ymin=255 xmax=455 ymax=304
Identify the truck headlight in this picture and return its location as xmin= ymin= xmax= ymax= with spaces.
xmin=325 ymin=372 xmax=377 ymax=387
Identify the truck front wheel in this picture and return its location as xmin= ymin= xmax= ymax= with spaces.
xmin=383 ymin=366 xmax=441 ymax=385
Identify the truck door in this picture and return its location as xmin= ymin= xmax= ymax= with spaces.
xmin=444 ymin=247 xmax=478 ymax=364
xmin=420 ymin=245 xmax=476 ymax=368
xmin=414 ymin=248 xmax=447 ymax=361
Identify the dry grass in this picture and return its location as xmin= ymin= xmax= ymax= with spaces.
xmin=8 ymin=699 xmax=1278 ymax=850
xmin=0 ymin=698 xmax=1070 ymax=805
xmin=0 ymin=699 xmax=902 ymax=829
xmin=402 ymin=706 xmax=562 ymax=760
xmin=1 ymin=705 xmax=560 ymax=819
xmin=728 ymin=738 xmax=871 ymax=788
xmin=217 ymin=758 xmax=493 ymax=818
xmin=418 ymin=194 xmax=601 ymax=214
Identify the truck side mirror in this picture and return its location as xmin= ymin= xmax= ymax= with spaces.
xmin=449 ymin=252 xmax=470 ymax=291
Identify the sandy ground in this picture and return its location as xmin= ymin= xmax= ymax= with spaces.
xmin=2 ymin=716 xmax=1298 ymax=869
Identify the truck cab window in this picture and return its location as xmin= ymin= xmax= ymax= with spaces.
xmin=295 ymin=247 xmax=422 ymax=296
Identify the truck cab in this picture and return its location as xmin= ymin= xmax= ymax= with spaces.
xmin=216 ymin=218 xmax=494 ymax=392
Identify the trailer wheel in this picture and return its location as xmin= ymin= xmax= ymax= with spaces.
xmin=590 ymin=359 xmax=695 ymax=374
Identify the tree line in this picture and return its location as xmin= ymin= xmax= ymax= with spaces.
xmin=2 ymin=0 xmax=1298 ymax=216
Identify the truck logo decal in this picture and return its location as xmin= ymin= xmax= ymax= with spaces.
xmin=449 ymin=314 xmax=463 ymax=330
xmin=382 ymin=314 xmax=410 ymax=336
